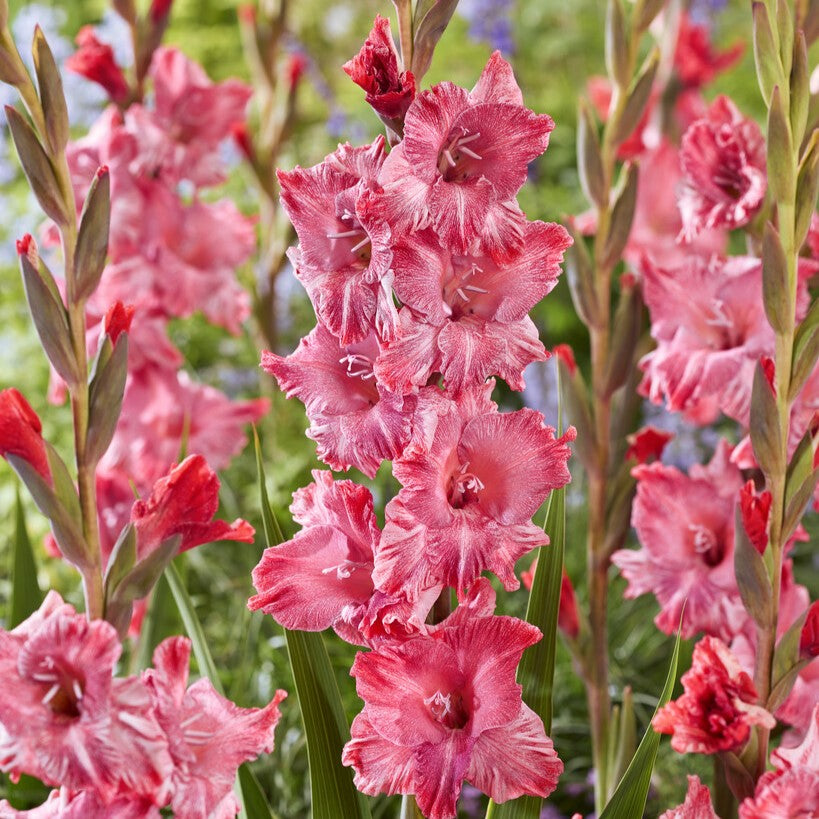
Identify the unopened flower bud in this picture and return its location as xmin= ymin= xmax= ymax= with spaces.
xmin=66 ymin=27 xmax=129 ymax=103
xmin=800 ymin=600 xmax=819 ymax=657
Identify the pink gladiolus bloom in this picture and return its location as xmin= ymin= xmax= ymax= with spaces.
xmin=653 ymin=636 xmax=775 ymax=755
xmin=0 ymin=788 xmax=160 ymax=818
xmin=278 ymin=139 xmax=397 ymax=344
xmin=149 ymin=47 xmax=252 ymax=168
xmin=66 ymin=27 xmax=130 ymax=103
xmin=678 ymin=96 xmax=766 ymax=241
xmin=0 ymin=389 xmax=51 ymax=483
xmin=375 ymin=221 xmax=570 ymax=395
xmin=612 ymin=440 xmax=746 ymax=640
xmin=659 ymin=775 xmax=717 ymax=819
xmin=639 ymin=255 xmax=772 ymax=425
xmin=249 ymin=471 xmax=436 ymax=643
xmin=375 ymin=384 xmax=575 ymax=598
xmin=143 ymin=637 xmax=286 ymax=819
xmin=262 ymin=324 xmax=418 ymax=478
xmin=738 ymin=767 xmax=819 ymax=818
xmin=102 ymin=368 xmax=267 ymax=489
xmin=131 ymin=454 xmax=254 ymax=559
xmin=673 ymin=14 xmax=743 ymax=89
xmin=342 ymin=583 xmax=562 ymax=818
xmin=377 ymin=52 xmax=554 ymax=258
xmin=773 ymin=703 xmax=819 ymax=772
xmin=0 ymin=593 xmax=172 ymax=803
xmin=343 ymin=16 xmax=416 ymax=123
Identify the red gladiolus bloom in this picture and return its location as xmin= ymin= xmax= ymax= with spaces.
xmin=131 ymin=455 xmax=254 ymax=560
xmin=66 ymin=27 xmax=130 ymax=103
xmin=343 ymin=16 xmax=416 ymax=123
xmin=653 ymin=636 xmax=775 ymax=754
xmin=0 ymin=389 xmax=51 ymax=483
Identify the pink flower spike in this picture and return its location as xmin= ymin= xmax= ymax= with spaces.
xmin=342 ymin=600 xmax=562 ymax=818
xmin=653 ymin=636 xmax=774 ymax=755
xmin=131 ymin=454 xmax=254 ymax=560
xmin=66 ymin=27 xmax=130 ymax=103
xmin=659 ymin=775 xmax=718 ymax=818
xmin=0 ymin=593 xmax=172 ymax=801
xmin=343 ymin=16 xmax=416 ymax=123
xmin=143 ymin=637 xmax=286 ymax=819
xmin=262 ymin=324 xmax=417 ymax=477
xmin=0 ymin=389 xmax=51 ymax=484
xmin=375 ymin=385 xmax=575 ymax=598
xmin=612 ymin=440 xmax=746 ymax=641
xmin=678 ymin=96 xmax=766 ymax=242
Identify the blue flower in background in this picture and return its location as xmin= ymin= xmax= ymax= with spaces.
xmin=459 ymin=0 xmax=516 ymax=54
xmin=690 ymin=0 xmax=729 ymax=25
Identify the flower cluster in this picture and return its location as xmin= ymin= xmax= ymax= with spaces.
xmin=252 ymin=21 xmax=574 ymax=817
xmin=0 ymin=594 xmax=285 ymax=818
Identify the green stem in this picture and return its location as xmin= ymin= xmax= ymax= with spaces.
xmin=399 ymin=794 xmax=424 ymax=819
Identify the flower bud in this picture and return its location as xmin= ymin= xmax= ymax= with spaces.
xmin=739 ymin=480 xmax=772 ymax=555
xmin=65 ymin=27 xmax=129 ymax=104
xmin=625 ymin=426 xmax=672 ymax=464
xmin=0 ymin=388 xmax=51 ymax=483
xmin=800 ymin=600 xmax=819 ymax=657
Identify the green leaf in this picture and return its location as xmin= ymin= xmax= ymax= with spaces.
xmin=254 ymin=428 xmax=370 ymax=819
xmin=485 ymin=375 xmax=567 ymax=819
xmin=599 ymin=627 xmax=682 ymax=819
xmin=8 ymin=490 xmax=43 ymax=628
xmin=237 ymin=762 xmax=278 ymax=819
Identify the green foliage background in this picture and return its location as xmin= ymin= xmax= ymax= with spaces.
xmin=0 ymin=1 xmax=814 ymax=817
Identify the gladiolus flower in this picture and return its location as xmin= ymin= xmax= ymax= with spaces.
xmin=626 ymin=426 xmax=673 ymax=464
xmin=801 ymin=601 xmax=819 ymax=658
xmin=131 ymin=454 xmax=254 ymax=560
xmin=66 ymin=27 xmax=130 ymax=104
xmin=278 ymin=139 xmax=398 ymax=344
xmin=143 ymin=637 xmax=285 ymax=819
xmin=375 ymin=384 xmax=575 ymax=598
xmin=653 ymin=636 xmax=775 ymax=754
xmin=678 ymin=96 xmax=766 ymax=241
xmin=659 ymin=775 xmax=718 ymax=819
xmin=738 ymin=767 xmax=819 ymax=818
xmin=673 ymin=14 xmax=743 ymax=89
xmin=343 ymin=16 xmax=416 ymax=123
xmin=612 ymin=440 xmax=746 ymax=640
xmin=739 ymin=480 xmax=771 ymax=555
xmin=342 ymin=583 xmax=562 ymax=818
xmin=0 ymin=389 xmax=51 ymax=483
xmin=0 ymin=593 xmax=172 ymax=802
xmin=262 ymin=324 xmax=419 ymax=478
xmin=376 ymin=221 xmax=570 ymax=395
xmin=377 ymin=52 xmax=554 ymax=258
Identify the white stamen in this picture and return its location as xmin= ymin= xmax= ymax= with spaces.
xmin=42 ymin=684 xmax=60 ymax=705
xmin=326 ymin=229 xmax=363 ymax=239
xmin=118 ymin=711 xmax=160 ymax=738
xmin=458 ymin=146 xmax=483 ymax=161
xmin=72 ymin=680 xmax=83 ymax=701
xmin=456 ymin=287 xmax=469 ymax=301
xmin=350 ymin=236 xmax=371 ymax=253
xmin=444 ymin=149 xmax=457 ymax=168
xmin=458 ymin=132 xmax=481 ymax=145
xmin=463 ymin=284 xmax=489 ymax=294
xmin=181 ymin=713 xmax=202 ymax=729
xmin=31 ymin=672 xmax=57 ymax=683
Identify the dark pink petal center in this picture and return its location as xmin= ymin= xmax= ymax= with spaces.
xmin=688 ymin=522 xmax=726 ymax=567
xmin=424 ymin=689 xmax=471 ymax=730
xmin=437 ymin=128 xmax=484 ymax=182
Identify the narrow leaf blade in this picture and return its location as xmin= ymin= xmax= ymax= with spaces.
xmin=9 ymin=490 xmax=43 ymax=628
xmin=599 ymin=627 xmax=682 ymax=819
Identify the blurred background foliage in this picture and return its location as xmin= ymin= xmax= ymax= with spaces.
xmin=0 ymin=0 xmax=814 ymax=817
